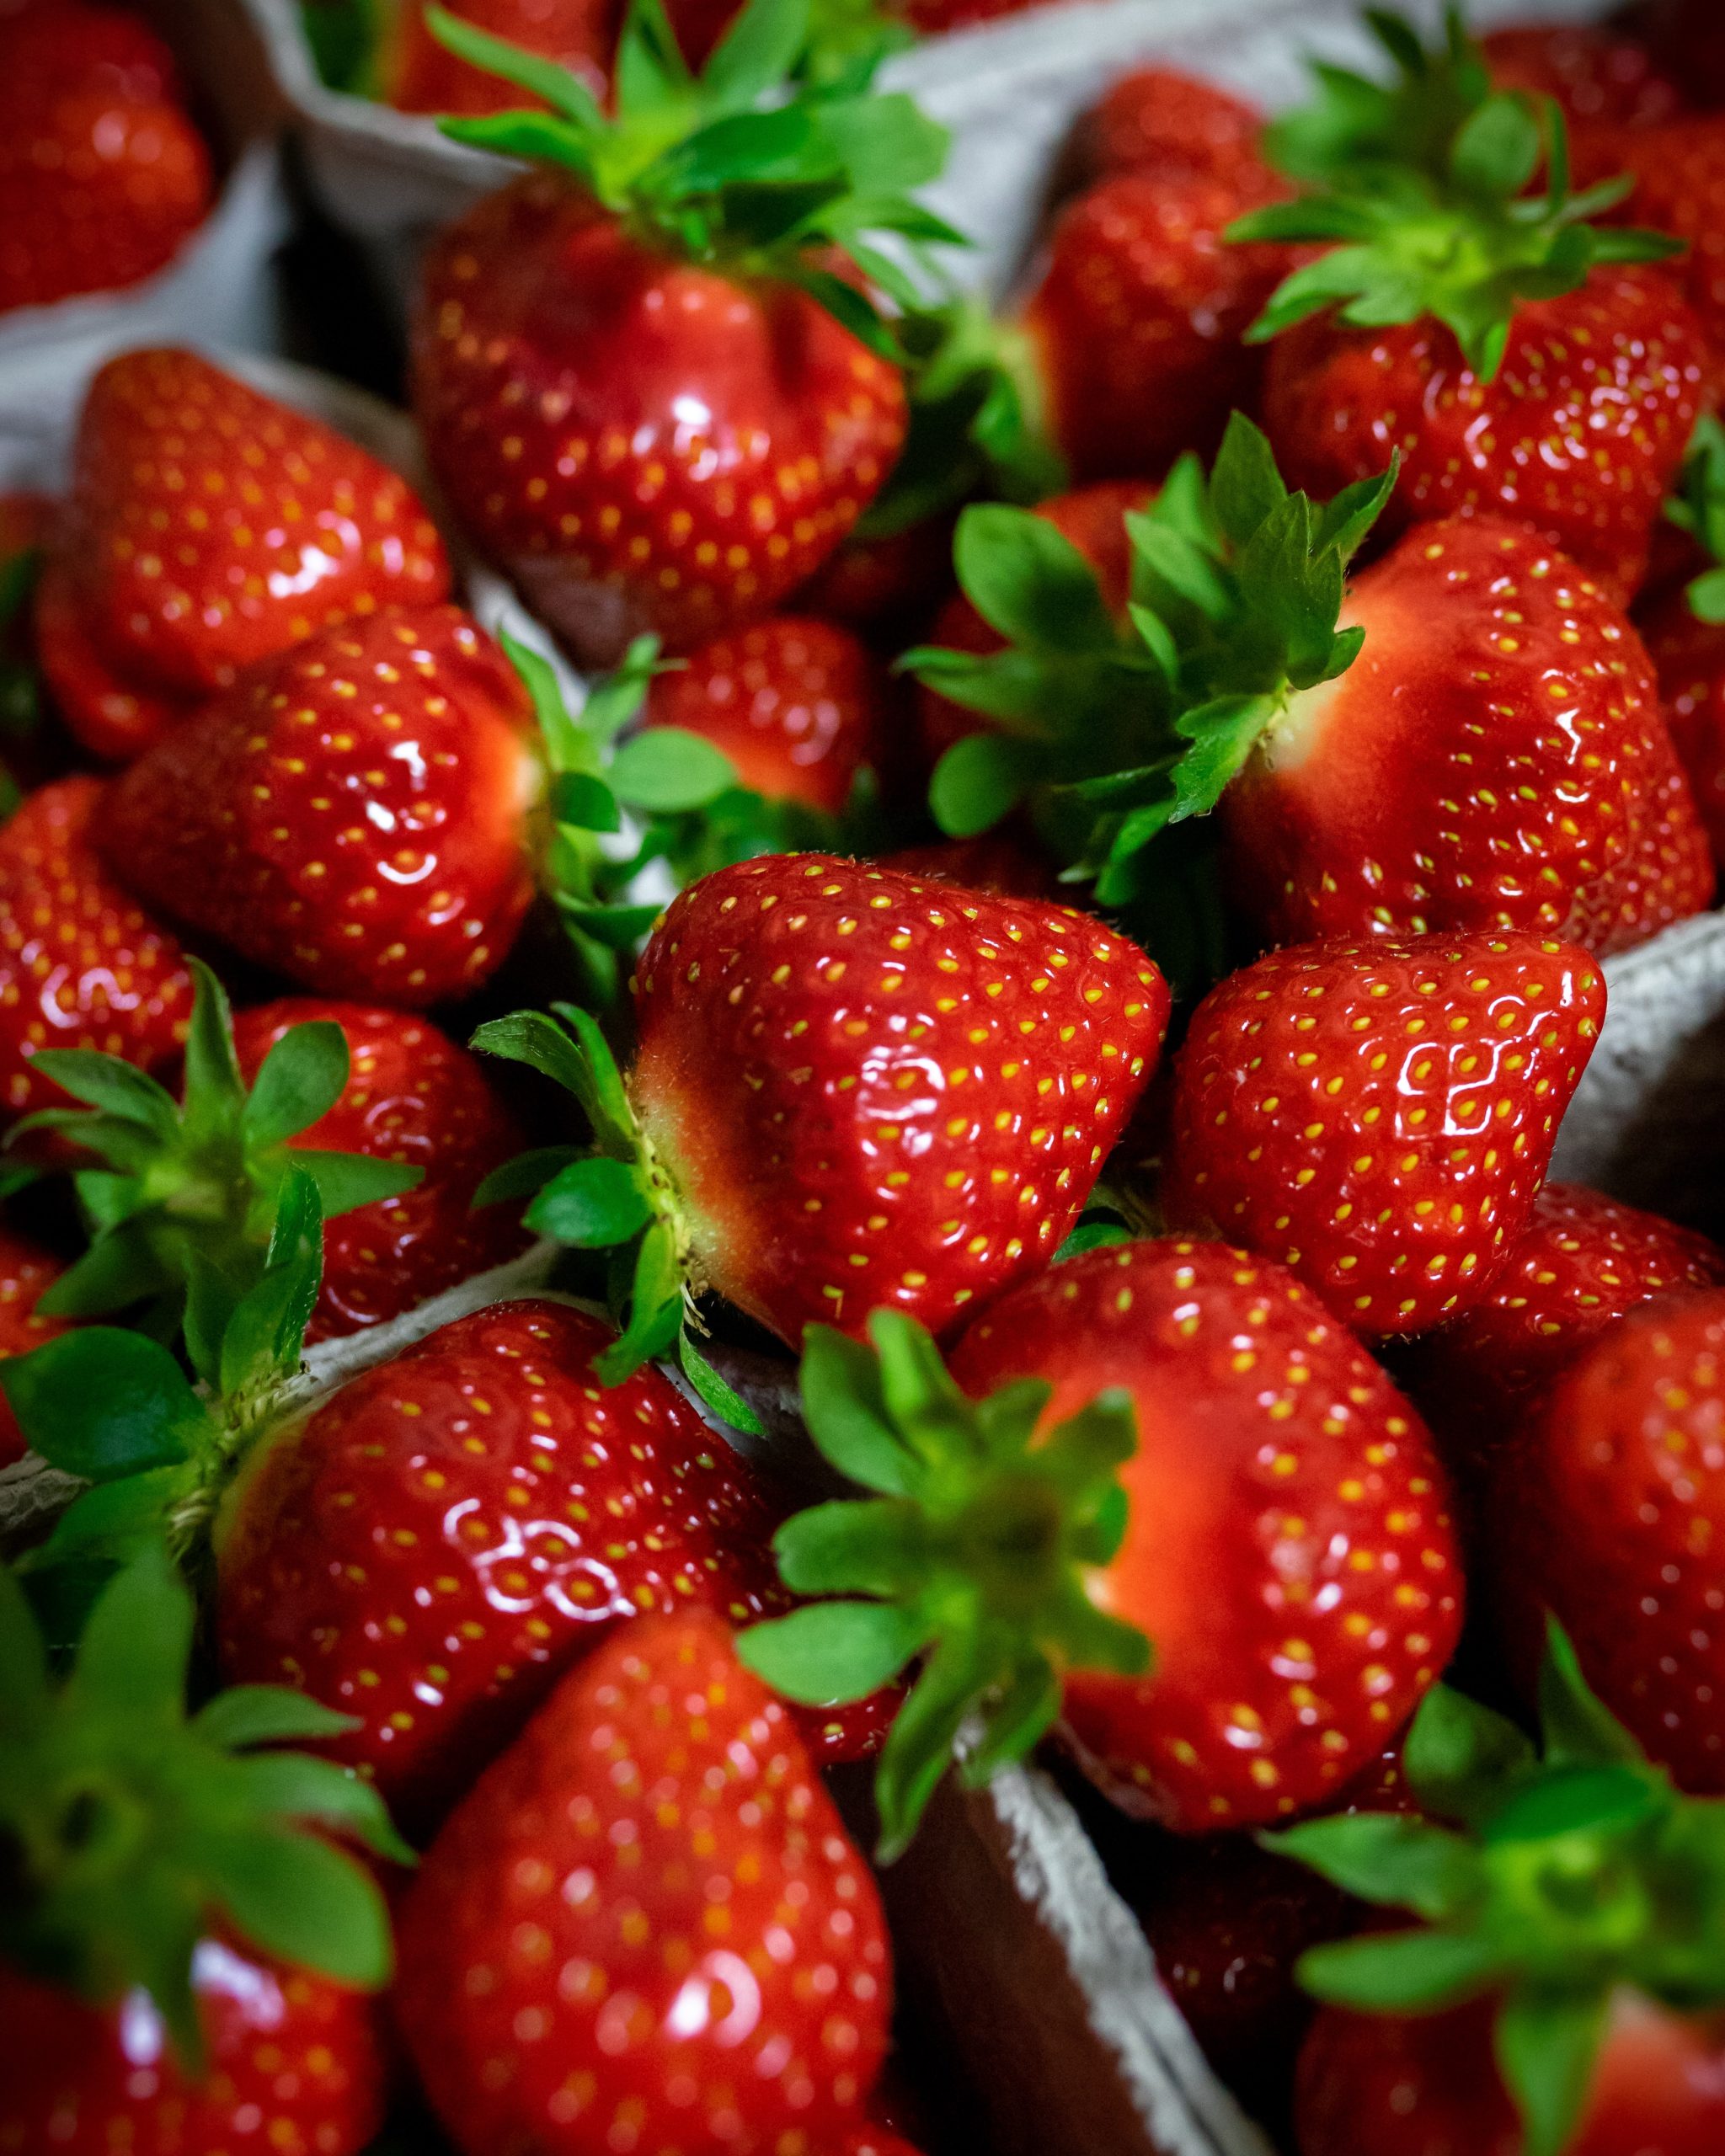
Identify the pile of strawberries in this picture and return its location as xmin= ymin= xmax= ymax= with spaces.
xmin=13 ymin=2 xmax=1725 ymax=2154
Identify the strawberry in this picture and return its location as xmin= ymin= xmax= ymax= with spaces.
xmin=0 ymin=1549 xmax=402 ymax=2156
xmin=0 ymin=1220 xmax=68 ymax=1465
xmin=384 ymin=0 xmax=616 ymax=113
xmin=214 ymin=1296 xmax=797 ymax=1827
xmin=1400 ymin=1183 xmax=1725 ymax=1468
xmin=35 ymin=350 xmax=452 ymax=760
xmin=640 ymin=613 xmax=886 ymax=815
xmin=0 ymin=3 xmax=212 ymax=318
xmin=1488 ymin=1288 xmax=1725 ymax=1795
xmin=1273 ymin=1629 xmax=1725 ymax=2156
xmin=879 ymin=832 xmax=1058 ymax=899
xmin=793 ymin=514 xmax=954 ymax=635
xmin=1070 ymin=67 xmax=1272 ymax=193
xmin=1634 ymin=414 xmax=1725 ymax=867
xmin=96 ymin=604 xmax=541 ymax=1006
xmin=1481 ymin=22 xmax=1684 ymax=129
xmin=1599 ymin=119 xmax=1725 ymax=359
xmin=906 ymin=427 xmax=1713 ymax=965
xmin=230 ymin=999 xmax=532 ymax=1338
xmin=409 ymin=0 xmax=939 ymax=667
xmin=741 ymin=1244 xmax=1461 ymax=1852
xmin=1017 ymin=163 xmax=1291 ymax=483
xmin=1162 ymin=931 xmax=1605 ymax=1338
xmin=1237 ymin=13 xmax=1703 ymax=604
xmin=393 ymin=1612 xmax=894 ymax=2156
xmin=0 ymin=775 xmax=193 ymax=1123
xmin=476 ymin=854 xmax=1168 ymax=1383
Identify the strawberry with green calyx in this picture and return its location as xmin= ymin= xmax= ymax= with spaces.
xmin=0 ymin=1544 xmax=408 ymax=2068
xmin=1278 ymin=1625 xmax=1725 ymax=2156
xmin=1 ymin=1170 xmax=328 ymax=1594
xmin=411 ymin=0 xmax=954 ymax=664
xmin=10 ymin=962 xmax=421 ymax=1342
xmin=1233 ymin=8 xmax=1704 ymax=603
xmin=473 ymin=852 xmax=1169 ymax=1408
xmin=1642 ymin=414 xmax=1725 ymax=867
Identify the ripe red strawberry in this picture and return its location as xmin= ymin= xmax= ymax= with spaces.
xmin=1489 ymin=1289 xmax=1725 ymax=1793
xmin=616 ymin=853 xmax=1168 ymax=1349
xmin=1071 ymin=67 xmax=1272 ymax=192
xmin=0 ymin=3 xmax=212 ymax=318
xmin=0 ymin=775 xmax=192 ymax=1123
xmin=793 ymin=514 xmax=955 ymax=636
xmin=1643 ymin=583 xmax=1725 ymax=867
xmin=393 ymin=1613 xmax=894 ymax=2156
xmin=0 ymin=1945 xmax=387 ymax=2156
xmin=641 ymin=613 xmax=887 ymax=814
xmin=215 ymin=1297 xmax=797 ymax=1825
xmin=1401 ymin=1183 xmax=1725 ymax=1465
xmin=879 ymin=832 xmax=1058 ymax=899
xmin=1163 ymin=931 xmax=1604 ymax=1338
xmin=34 ymin=350 xmax=452 ymax=760
xmin=409 ymin=5 xmax=931 ymax=666
xmin=1481 ymin=23 xmax=1684 ymax=129
xmin=231 ymin=999 xmax=532 ymax=1340
xmin=97 ymin=604 xmax=540 ymax=1006
xmin=742 ymin=1245 xmax=1460 ymax=1851
xmin=1218 ymin=516 xmax=1714 ymax=953
xmin=0 ymin=1222 xmax=68 ymax=1466
xmin=384 ymin=0 xmax=617 ymax=113
xmin=1602 ymin=120 xmax=1725 ymax=382
xmin=1019 ymin=164 xmax=1291 ymax=483
xmin=1241 ymin=13 xmax=1704 ymax=604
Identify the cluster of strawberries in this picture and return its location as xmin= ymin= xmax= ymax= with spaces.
xmin=10 ymin=2 xmax=1725 ymax=2155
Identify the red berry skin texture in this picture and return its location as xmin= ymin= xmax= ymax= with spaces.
xmin=0 ymin=1222 xmax=70 ymax=1465
xmin=0 ymin=775 xmax=193 ymax=1124
xmin=1073 ymin=67 xmax=1271 ymax=191
xmin=99 ymin=606 xmax=541 ymax=1008
xmin=0 ymin=1940 xmax=387 ymax=2156
xmin=1491 ymin=1290 xmax=1725 ymax=1796
xmin=412 ymin=179 xmax=907 ymax=668
xmin=1262 ymin=271 xmax=1709 ymax=606
xmin=393 ymin=1614 xmax=893 ymax=2156
xmin=230 ymin=1001 xmax=533 ymax=1342
xmin=215 ymin=1299 xmax=789 ymax=1828
xmin=1642 ymin=585 xmax=1725 ymax=868
xmin=1482 ymin=24 xmax=1685 ymax=128
xmin=1295 ymin=1989 xmax=1725 ymax=2156
xmin=630 ymin=854 xmax=1170 ymax=1349
xmin=641 ymin=615 xmax=886 ymax=815
xmin=384 ymin=0 xmax=617 ymax=115
xmin=1402 ymin=1183 xmax=1725 ymax=1468
xmin=947 ymin=1241 xmax=1463 ymax=1832
xmin=1164 ymin=932 xmax=1605 ymax=1340
xmin=35 ymin=350 xmax=451 ymax=761
xmin=1610 ymin=122 xmax=1725 ymax=363
xmin=1220 ymin=518 xmax=1714 ymax=955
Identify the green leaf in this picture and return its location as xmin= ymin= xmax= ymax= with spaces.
xmin=293 ymin=1149 xmax=425 ymax=1219
xmin=0 ymin=1561 xmax=50 ymax=1740
xmin=0 ymin=1330 xmax=203 ymax=1480
xmin=1450 ymin=93 xmax=1541 ymax=200
xmin=27 ymin=1048 xmax=179 ymax=1135
xmin=231 ymin=1752 xmax=415 ymax=1868
xmin=609 ymin=726 xmax=740 ymax=813
xmin=737 ymin=1598 xmax=929 ymax=1705
xmin=676 ymin=1331 xmax=767 ymax=1437
xmin=772 ymin=1497 xmax=925 ymax=1597
xmin=953 ymin=504 xmax=1116 ymax=653
xmin=471 ymin=1009 xmax=596 ymax=1100
xmin=1266 ymin=1813 xmax=1483 ymax=1919
xmin=594 ymin=1216 xmax=684 ymax=1383
xmin=1209 ymin=413 xmax=1289 ymax=548
xmin=472 ymin=1145 xmax=581 ymax=1208
xmin=64 ymin=1544 xmax=195 ymax=1724
xmin=1495 ymin=1987 xmax=1609 ymax=2156
xmin=203 ymin=1825 xmax=395 ymax=1989
xmin=873 ymin=1631 xmax=989 ymax=1863
xmin=1690 ymin=566 xmax=1725 ymax=625
xmin=959 ymin=1653 xmax=1062 ymax=1786
xmin=1296 ymin=1925 xmax=1509 ymax=2012
xmin=20 ymin=1466 xmax=188 ymax=1580
xmin=798 ymin=1323 xmax=918 ymax=1496
xmin=1404 ymin=1680 xmax=1536 ymax=1828
xmin=1538 ymin=1620 xmax=1645 ymax=1769
xmin=1484 ymin=1764 xmax=1662 ymax=1846
xmin=243 ymin=1022 xmax=350 ymax=1149
xmin=526 ymin=1155 xmax=653 ymax=1247
xmin=192 ymin=1687 xmax=358 ymax=1748
xmin=1168 ymin=694 xmax=1276 ymax=822
xmin=700 ymin=0 xmax=810 ymax=110
xmin=553 ymin=772 xmax=623 ymax=831
xmin=929 ymin=733 xmax=1044 ymax=839
xmin=424 ymin=2 xmax=603 ymax=124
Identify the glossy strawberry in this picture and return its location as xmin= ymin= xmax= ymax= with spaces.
xmin=743 ymin=1249 xmax=1459 ymax=1854
xmin=1482 ymin=22 xmax=1684 ymax=128
xmin=393 ymin=1613 xmax=893 ymax=2156
xmin=0 ymin=1221 xmax=68 ymax=1466
xmin=216 ymin=1297 xmax=793 ymax=1825
xmin=1219 ymin=516 xmax=1714 ymax=953
xmin=1071 ymin=67 xmax=1271 ymax=191
xmin=1163 ymin=931 xmax=1605 ymax=1337
xmin=35 ymin=350 xmax=451 ymax=760
xmin=0 ymin=775 xmax=192 ymax=1123
xmin=98 ymin=605 xmax=540 ymax=1006
xmin=385 ymin=0 xmax=617 ymax=113
xmin=1402 ymin=1183 xmax=1725 ymax=1464
xmin=1490 ymin=1289 xmax=1725 ymax=1793
xmin=0 ymin=1945 xmax=387 ymax=2156
xmin=0 ymin=3 xmax=211 ymax=318
xmin=231 ymin=1000 xmax=533 ymax=1340
xmin=1643 ymin=583 xmax=1725 ymax=867
xmin=641 ymin=613 xmax=886 ymax=814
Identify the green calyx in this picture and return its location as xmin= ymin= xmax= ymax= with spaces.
xmin=734 ymin=1310 xmax=1146 ymax=1862
xmin=299 ymin=0 xmax=384 ymax=95
xmin=0 ymin=1545 xmax=409 ymax=2066
xmin=0 ymin=538 xmax=41 ymax=790
xmin=1231 ymin=5 xmax=1683 ymax=380
xmin=10 ymin=960 xmax=419 ymax=1339
xmin=1665 ymin=413 xmax=1725 ymax=625
xmin=899 ymin=414 xmax=1391 ymax=974
xmin=510 ymin=630 xmax=870 ymax=1009
xmin=468 ymin=1003 xmax=764 ymax=1431
xmin=1268 ymin=1623 xmax=1725 ymax=2156
xmin=3 ymin=1171 xmax=326 ymax=1599
xmin=426 ymin=0 xmax=962 ymax=358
